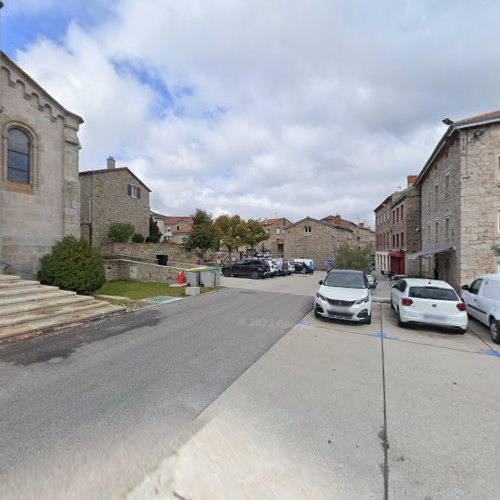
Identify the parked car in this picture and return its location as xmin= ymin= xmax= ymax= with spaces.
xmin=461 ymin=274 xmax=500 ymax=343
xmin=221 ymin=259 xmax=270 ymax=279
xmin=314 ymin=269 xmax=373 ymax=324
xmin=366 ymin=273 xmax=377 ymax=289
xmin=390 ymin=278 xmax=467 ymax=333
xmin=284 ymin=259 xmax=294 ymax=275
xmin=254 ymin=251 xmax=271 ymax=258
xmin=294 ymin=259 xmax=314 ymax=274
xmin=274 ymin=258 xmax=288 ymax=276
xmin=265 ymin=259 xmax=280 ymax=277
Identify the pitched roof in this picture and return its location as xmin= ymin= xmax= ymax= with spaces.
xmin=415 ymin=109 xmax=500 ymax=186
xmin=287 ymin=216 xmax=353 ymax=232
xmin=454 ymin=109 xmax=500 ymax=127
xmin=261 ymin=217 xmax=291 ymax=226
xmin=162 ymin=216 xmax=193 ymax=225
xmin=79 ymin=167 xmax=152 ymax=192
xmin=1 ymin=51 xmax=83 ymax=125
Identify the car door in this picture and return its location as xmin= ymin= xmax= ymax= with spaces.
xmin=464 ymin=278 xmax=484 ymax=322
xmin=474 ymin=279 xmax=490 ymax=325
xmin=232 ymin=261 xmax=246 ymax=276
xmin=391 ymin=280 xmax=405 ymax=308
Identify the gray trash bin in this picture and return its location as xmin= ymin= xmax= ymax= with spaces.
xmin=185 ymin=271 xmax=200 ymax=287
xmin=200 ymin=270 xmax=215 ymax=288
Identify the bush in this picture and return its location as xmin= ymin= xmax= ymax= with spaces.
xmin=131 ymin=233 xmax=145 ymax=243
xmin=38 ymin=236 xmax=106 ymax=294
xmin=145 ymin=234 xmax=161 ymax=243
xmin=108 ymin=223 xmax=135 ymax=243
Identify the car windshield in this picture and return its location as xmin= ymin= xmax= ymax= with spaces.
xmin=408 ymin=286 xmax=458 ymax=301
xmin=323 ymin=272 xmax=367 ymax=289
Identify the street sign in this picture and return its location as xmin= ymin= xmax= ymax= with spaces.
xmin=327 ymin=259 xmax=333 ymax=266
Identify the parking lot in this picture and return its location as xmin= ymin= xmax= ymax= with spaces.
xmin=186 ymin=271 xmax=500 ymax=498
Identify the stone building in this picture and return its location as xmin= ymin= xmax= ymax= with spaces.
xmin=157 ymin=215 xmax=193 ymax=244
xmin=322 ymin=215 xmax=375 ymax=247
xmin=408 ymin=110 xmax=500 ymax=289
xmin=79 ymin=157 xmax=151 ymax=248
xmin=284 ymin=217 xmax=353 ymax=270
xmin=259 ymin=217 xmax=292 ymax=256
xmin=374 ymin=193 xmax=397 ymax=273
xmin=0 ymin=51 xmax=83 ymax=277
xmin=374 ymin=176 xmax=420 ymax=275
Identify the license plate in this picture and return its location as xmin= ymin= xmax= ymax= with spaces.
xmin=422 ymin=314 xmax=447 ymax=321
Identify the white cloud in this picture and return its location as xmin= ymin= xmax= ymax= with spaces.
xmin=12 ymin=0 xmax=500 ymax=225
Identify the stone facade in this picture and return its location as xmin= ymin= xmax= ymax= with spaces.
xmin=322 ymin=215 xmax=375 ymax=247
xmin=259 ymin=218 xmax=292 ymax=256
xmin=417 ymin=114 xmax=500 ymax=289
xmin=80 ymin=160 xmax=151 ymax=248
xmin=0 ymin=51 xmax=83 ymax=277
xmin=284 ymin=217 xmax=353 ymax=270
xmin=153 ymin=214 xmax=193 ymax=245
xmin=374 ymin=193 xmax=397 ymax=273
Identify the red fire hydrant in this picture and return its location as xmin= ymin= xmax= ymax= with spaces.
xmin=177 ymin=271 xmax=185 ymax=285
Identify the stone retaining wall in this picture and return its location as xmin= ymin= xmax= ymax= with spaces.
xmin=105 ymin=259 xmax=185 ymax=284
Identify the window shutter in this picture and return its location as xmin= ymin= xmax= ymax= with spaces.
xmin=137 ymin=188 xmax=141 ymax=199
xmin=127 ymin=185 xmax=131 ymax=196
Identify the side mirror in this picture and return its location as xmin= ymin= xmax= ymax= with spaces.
xmin=461 ymin=285 xmax=469 ymax=291
xmin=369 ymin=283 xmax=375 ymax=289
xmin=319 ymin=280 xmax=323 ymax=285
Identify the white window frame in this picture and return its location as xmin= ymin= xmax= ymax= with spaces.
xmin=128 ymin=185 xmax=140 ymax=198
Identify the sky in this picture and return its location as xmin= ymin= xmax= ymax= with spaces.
xmin=2 ymin=0 xmax=500 ymax=226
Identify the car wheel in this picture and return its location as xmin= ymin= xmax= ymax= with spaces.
xmin=397 ymin=309 xmax=405 ymax=328
xmin=490 ymin=318 xmax=500 ymax=344
xmin=251 ymin=271 xmax=259 ymax=279
xmin=314 ymin=309 xmax=321 ymax=318
xmin=457 ymin=328 xmax=466 ymax=335
xmin=365 ymin=314 xmax=372 ymax=325
xmin=390 ymin=298 xmax=394 ymax=310
xmin=222 ymin=269 xmax=231 ymax=277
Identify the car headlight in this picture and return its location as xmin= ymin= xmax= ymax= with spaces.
xmin=355 ymin=295 xmax=370 ymax=304
xmin=316 ymin=292 xmax=326 ymax=301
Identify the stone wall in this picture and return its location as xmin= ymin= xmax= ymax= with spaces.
xmin=284 ymin=218 xmax=352 ymax=270
xmin=105 ymin=259 xmax=185 ymax=284
xmin=0 ymin=53 xmax=82 ymax=278
xmin=80 ymin=168 xmax=150 ymax=249
xmin=259 ymin=219 xmax=292 ymax=256
xmin=100 ymin=242 xmax=218 ymax=265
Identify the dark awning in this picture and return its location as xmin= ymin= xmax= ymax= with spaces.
xmin=406 ymin=246 xmax=455 ymax=261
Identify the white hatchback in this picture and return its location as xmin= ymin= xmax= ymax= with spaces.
xmin=390 ymin=278 xmax=467 ymax=333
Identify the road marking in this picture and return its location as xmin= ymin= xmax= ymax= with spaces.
xmin=364 ymin=332 xmax=400 ymax=341
xmin=476 ymin=348 xmax=500 ymax=358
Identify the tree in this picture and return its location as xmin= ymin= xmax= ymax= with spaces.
xmin=38 ymin=236 xmax=106 ymax=294
xmin=334 ymin=244 xmax=373 ymax=272
xmin=108 ymin=223 xmax=135 ymax=243
xmin=147 ymin=216 xmax=161 ymax=243
xmin=183 ymin=209 xmax=217 ymax=257
xmin=241 ymin=219 xmax=269 ymax=252
xmin=213 ymin=214 xmax=247 ymax=254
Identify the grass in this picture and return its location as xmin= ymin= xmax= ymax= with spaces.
xmin=95 ymin=280 xmax=222 ymax=300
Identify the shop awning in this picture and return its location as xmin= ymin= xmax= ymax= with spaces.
xmin=406 ymin=246 xmax=455 ymax=261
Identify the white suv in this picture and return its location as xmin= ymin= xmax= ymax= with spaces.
xmin=314 ymin=269 xmax=373 ymax=324
xmin=461 ymin=274 xmax=500 ymax=343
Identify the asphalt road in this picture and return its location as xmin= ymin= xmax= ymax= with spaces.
xmin=0 ymin=288 xmax=312 ymax=500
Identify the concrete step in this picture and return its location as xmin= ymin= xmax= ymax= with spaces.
xmin=0 ymin=294 xmax=93 ymax=316
xmin=0 ymin=274 xmax=21 ymax=282
xmin=0 ymin=290 xmax=76 ymax=307
xmin=0 ymin=300 xmax=113 ymax=328
xmin=0 ymin=279 xmax=40 ymax=290
xmin=0 ymin=285 xmax=59 ymax=299
xmin=0 ymin=303 xmax=125 ymax=340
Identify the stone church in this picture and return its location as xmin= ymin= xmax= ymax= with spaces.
xmin=0 ymin=51 xmax=83 ymax=277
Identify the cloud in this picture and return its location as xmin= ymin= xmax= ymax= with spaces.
xmin=10 ymin=0 xmax=500 ymax=225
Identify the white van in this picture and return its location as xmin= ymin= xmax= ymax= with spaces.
xmin=461 ymin=274 xmax=500 ymax=343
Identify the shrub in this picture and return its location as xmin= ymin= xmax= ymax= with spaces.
xmin=145 ymin=234 xmax=161 ymax=243
xmin=38 ymin=236 xmax=106 ymax=294
xmin=132 ymin=233 xmax=145 ymax=243
xmin=108 ymin=223 xmax=135 ymax=243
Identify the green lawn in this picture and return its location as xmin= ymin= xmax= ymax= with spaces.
xmin=95 ymin=280 xmax=222 ymax=300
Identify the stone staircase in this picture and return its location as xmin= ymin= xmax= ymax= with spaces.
xmin=0 ymin=275 xmax=125 ymax=341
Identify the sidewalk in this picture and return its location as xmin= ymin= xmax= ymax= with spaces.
xmin=371 ymin=271 xmax=391 ymax=303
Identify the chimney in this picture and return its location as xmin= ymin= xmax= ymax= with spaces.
xmin=407 ymin=175 xmax=417 ymax=187
xmin=334 ymin=215 xmax=341 ymax=225
xmin=107 ymin=156 xmax=116 ymax=169
xmin=358 ymin=223 xmax=365 ymax=228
